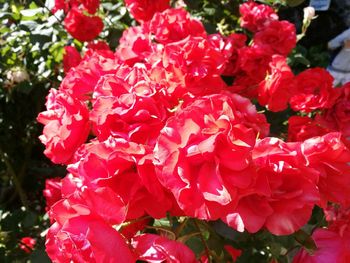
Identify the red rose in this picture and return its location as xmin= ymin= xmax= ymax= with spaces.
xmin=147 ymin=8 xmax=206 ymax=44
xmin=302 ymin=133 xmax=350 ymax=207
xmin=50 ymin=181 xmax=127 ymax=225
xmin=154 ymin=93 xmax=269 ymax=220
xmin=19 ymin=237 xmax=36 ymax=254
xmin=52 ymin=0 xmax=77 ymax=13
xmin=237 ymin=46 xmax=272 ymax=82
xmin=90 ymin=66 xmax=167 ymax=145
xmin=68 ymin=137 xmax=177 ymax=220
xmin=316 ymin=83 xmax=350 ymax=138
xmin=132 ymin=234 xmax=197 ymax=263
xmin=52 ymin=0 xmax=99 ymax=14
xmin=60 ymin=51 xmax=118 ymax=100
xmin=115 ymin=26 xmax=154 ymax=65
xmin=64 ymin=7 xmax=103 ymax=42
xmin=287 ymin=115 xmax=331 ymax=142
xmin=253 ymin=20 xmax=296 ymax=56
xmin=160 ymin=36 xmax=227 ymax=98
xmin=229 ymin=73 xmax=262 ymax=99
xmin=46 ymin=216 xmax=135 ymax=262
xmin=37 ymin=89 xmax=90 ymax=164
xmin=43 ymin=178 xmax=62 ymax=211
xmin=124 ymin=0 xmax=170 ymax=23
xmin=239 ymin=1 xmax=278 ymax=32
xmin=120 ymin=217 xmax=152 ymax=240
xmin=293 ymin=228 xmax=350 ymax=263
xmin=63 ymin=46 xmax=81 ymax=73
xmin=81 ymin=0 xmax=100 ymax=14
xmin=294 ymin=204 xmax=350 ymax=262
xmin=323 ymin=204 xmax=350 ymax=235
xmin=87 ymin=40 xmax=110 ymax=52
xmin=290 ymin=68 xmax=338 ymax=113
xmin=225 ymin=137 xmax=320 ymax=235
xmin=220 ymin=33 xmax=247 ymax=76
xmin=252 ymin=138 xmax=319 ymax=235
xmin=258 ymin=55 xmax=296 ymax=112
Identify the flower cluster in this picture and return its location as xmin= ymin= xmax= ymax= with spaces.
xmin=38 ymin=0 xmax=350 ymax=261
xmin=53 ymin=0 xmax=103 ymax=42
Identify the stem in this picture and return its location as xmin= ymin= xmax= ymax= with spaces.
xmin=175 ymin=217 xmax=189 ymax=237
xmin=0 ymin=147 xmax=28 ymax=208
xmin=194 ymin=219 xmax=211 ymax=261
xmin=145 ymin=225 xmax=176 ymax=240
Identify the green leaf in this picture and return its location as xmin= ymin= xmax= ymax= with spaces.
xmin=294 ymin=229 xmax=317 ymax=251
xmin=29 ymin=2 xmax=39 ymax=9
xmin=19 ymin=21 xmax=38 ymax=31
xmin=49 ymin=42 xmax=64 ymax=63
xmin=153 ymin=217 xmax=171 ymax=228
xmin=290 ymin=53 xmax=310 ymax=66
xmin=101 ymin=2 xmax=122 ymax=11
xmin=20 ymin=8 xmax=44 ymax=18
xmin=185 ymin=236 xmax=205 ymax=256
xmin=10 ymin=4 xmax=22 ymax=20
xmin=0 ymin=12 xmax=13 ymax=20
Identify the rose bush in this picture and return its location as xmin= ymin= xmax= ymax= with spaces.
xmin=34 ymin=0 xmax=350 ymax=262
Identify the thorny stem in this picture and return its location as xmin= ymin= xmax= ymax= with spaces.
xmin=194 ymin=219 xmax=211 ymax=261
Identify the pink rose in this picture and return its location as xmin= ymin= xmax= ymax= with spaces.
xmin=90 ymin=66 xmax=167 ymax=145
xmin=302 ymin=132 xmax=350 ymax=207
xmin=147 ymin=8 xmax=206 ymax=44
xmin=293 ymin=228 xmax=350 ymax=263
xmin=46 ymin=215 xmax=135 ymax=262
xmin=43 ymin=178 xmax=62 ymax=210
xmin=115 ymin=26 xmax=154 ymax=65
xmin=37 ymin=89 xmax=90 ymax=164
xmin=225 ymin=137 xmax=320 ymax=235
xmin=154 ymin=93 xmax=269 ymax=220
xmin=132 ymin=234 xmax=197 ymax=263
xmin=60 ymin=51 xmax=118 ymax=100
